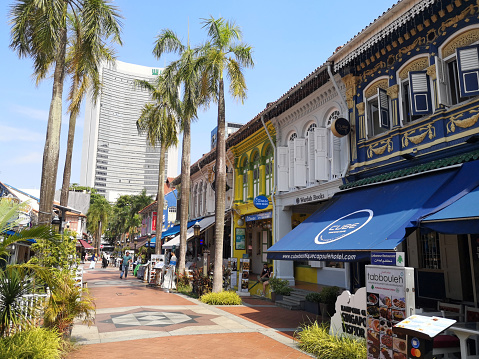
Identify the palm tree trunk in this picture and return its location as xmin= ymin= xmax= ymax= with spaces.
xmin=38 ymin=27 xmax=67 ymax=226
xmin=60 ymin=82 xmax=79 ymax=207
xmin=178 ymin=118 xmax=191 ymax=275
xmin=213 ymin=78 xmax=226 ymax=292
xmin=156 ymin=142 xmax=167 ymax=255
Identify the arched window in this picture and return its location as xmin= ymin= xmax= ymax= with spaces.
xmin=252 ymin=152 xmax=260 ymax=198
xmin=289 ymin=132 xmax=298 ymax=141
xmin=306 ymin=123 xmax=317 ymax=185
xmin=265 ymin=147 xmax=274 ymax=196
xmin=242 ymin=159 xmax=248 ymax=202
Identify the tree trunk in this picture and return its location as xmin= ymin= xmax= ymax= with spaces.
xmin=97 ymin=220 xmax=102 ymax=257
xmin=60 ymin=82 xmax=79 ymax=208
xmin=38 ymin=27 xmax=67 ymax=226
xmin=156 ymin=142 xmax=167 ymax=255
xmin=178 ymin=118 xmax=191 ymax=275
xmin=213 ymin=78 xmax=226 ymax=293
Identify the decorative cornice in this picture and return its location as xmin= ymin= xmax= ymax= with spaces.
xmin=442 ymin=27 xmax=479 ymax=58
xmin=364 ymin=79 xmax=388 ymax=99
xmin=426 ymin=64 xmax=437 ymax=80
xmin=387 ymin=84 xmax=400 ymax=100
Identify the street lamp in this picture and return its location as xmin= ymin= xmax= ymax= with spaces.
xmin=193 ymin=221 xmax=201 ymax=260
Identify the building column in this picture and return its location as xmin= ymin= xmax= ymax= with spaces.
xmin=259 ymin=157 xmax=266 ymax=196
xmin=273 ymin=205 xmax=295 ymax=285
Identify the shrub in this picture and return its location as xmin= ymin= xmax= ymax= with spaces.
xmin=268 ymin=277 xmax=292 ymax=295
xmin=200 ymin=291 xmax=242 ymax=305
xmin=0 ymin=327 xmax=63 ymax=359
xmin=319 ymin=286 xmax=341 ymax=306
xmin=305 ymin=292 xmax=322 ymax=303
xmin=295 ymin=321 xmax=366 ymax=359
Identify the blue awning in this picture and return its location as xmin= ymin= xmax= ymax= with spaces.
xmin=419 ymin=161 xmax=479 ymax=234
xmin=267 ymin=168 xmax=461 ymax=262
xmin=146 ymin=220 xmax=198 ymax=247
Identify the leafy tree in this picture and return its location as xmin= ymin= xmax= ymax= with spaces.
xmin=29 ymin=229 xmax=79 ymax=271
xmin=9 ymin=0 xmax=122 ymax=225
xmin=197 ymin=17 xmax=254 ymax=291
xmin=87 ymin=195 xmax=111 ymax=256
xmin=153 ymin=29 xmax=206 ymax=274
xmin=136 ymin=73 xmax=179 ymax=255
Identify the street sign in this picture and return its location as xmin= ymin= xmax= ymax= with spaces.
xmin=100 ymin=244 xmax=104 ymax=249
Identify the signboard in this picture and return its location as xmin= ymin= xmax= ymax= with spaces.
xmin=366 ymin=265 xmax=415 ymax=359
xmin=239 ymin=259 xmax=250 ymax=293
xmin=330 ymin=287 xmax=367 ymax=340
xmin=315 ymin=209 xmax=373 ymax=245
xmin=152 ymin=212 xmax=157 ymax=232
xmin=245 ymin=211 xmax=272 ymax=222
xmin=253 ymin=195 xmax=269 ymax=209
xmin=295 ymin=193 xmax=325 ymax=204
xmin=235 ymin=228 xmax=246 ymax=250
xmin=100 ymin=244 xmax=104 ymax=249
xmin=394 ymin=315 xmax=456 ymax=340
xmin=371 ymin=252 xmax=405 ymax=267
xmin=331 ymin=117 xmax=351 ymax=137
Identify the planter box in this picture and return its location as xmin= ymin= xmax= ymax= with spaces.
xmin=304 ymin=300 xmax=320 ymax=315
xmin=320 ymin=303 xmax=335 ymax=321
xmin=271 ymin=292 xmax=283 ymax=302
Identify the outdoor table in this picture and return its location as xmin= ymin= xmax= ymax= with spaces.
xmin=449 ymin=322 xmax=479 ymax=358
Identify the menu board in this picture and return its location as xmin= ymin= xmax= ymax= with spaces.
xmin=239 ymin=259 xmax=250 ymax=293
xmin=393 ymin=315 xmax=456 ymax=340
xmin=366 ymin=265 xmax=415 ymax=359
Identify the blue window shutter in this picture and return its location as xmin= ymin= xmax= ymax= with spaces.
xmin=457 ymin=45 xmax=479 ymax=97
xmin=408 ymin=71 xmax=432 ymax=116
xmin=378 ymin=88 xmax=390 ymax=129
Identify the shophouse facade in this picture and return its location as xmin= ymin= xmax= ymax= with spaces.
xmin=268 ymin=0 xmax=479 ymax=309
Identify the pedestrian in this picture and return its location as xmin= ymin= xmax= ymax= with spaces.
xmin=102 ymin=252 xmax=108 ymax=268
xmin=89 ymin=253 xmax=96 ymax=269
xmin=260 ymin=263 xmax=272 ymax=297
xmin=120 ymin=251 xmax=132 ymax=279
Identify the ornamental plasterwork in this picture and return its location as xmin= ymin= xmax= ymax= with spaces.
xmin=364 ymin=79 xmax=388 ymax=99
xmin=342 ymin=74 xmax=359 ymax=110
xmin=358 ymin=62 xmax=386 ymax=83
xmin=426 ymin=64 xmax=436 ymax=80
xmin=402 ymin=123 xmax=436 ymax=147
xmin=398 ymin=58 xmax=428 ymax=80
xmin=447 ymin=108 xmax=479 ymax=133
xmin=367 ymin=138 xmax=393 ymax=159
xmin=356 ymin=102 xmax=365 ymax=116
xmin=442 ymin=28 xmax=479 ymax=58
xmin=439 ymin=4 xmax=479 ymax=36
xmin=387 ymin=84 xmax=399 ymax=99
xmin=275 ymin=86 xmax=340 ymax=127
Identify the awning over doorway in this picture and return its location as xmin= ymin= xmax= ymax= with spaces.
xmin=267 ymin=167 xmax=463 ymax=262
xmin=163 ymin=216 xmax=215 ymax=250
xmin=78 ymin=239 xmax=93 ymax=249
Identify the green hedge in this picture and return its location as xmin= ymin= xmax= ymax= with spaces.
xmin=200 ymin=291 xmax=242 ymax=305
xmin=295 ymin=321 xmax=366 ymax=359
xmin=0 ymin=327 xmax=63 ymax=359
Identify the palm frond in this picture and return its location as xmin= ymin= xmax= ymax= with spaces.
xmin=153 ymin=29 xmax=185 ymax=58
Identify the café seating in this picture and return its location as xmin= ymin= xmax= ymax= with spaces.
xmin=438 ymin=301 xmax=464 ymax=321
xmin=433 ymin=304 xmax=463 ymax=358
xmin=466 ymin=306 xmax=479 ymax=356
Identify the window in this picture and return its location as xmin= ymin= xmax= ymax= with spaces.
xmin=306 ymin=123 xmax=317 ymax=185
xmin=419 ymin=231 xmax=441 ymax=269
xmin=198 ymin=182 xmax=203 ymax=216
xmin=366 ymin=88 xmax=390 ymax=137
xmin=242 ymin=160 xmax=248 ymax=202
xmin=326 ymin=110 xmax=342 ymax=179
xmin=252 ymin=153 xmax=260 ymax=198
xmin=265 ymin=147 xmax=273 ymax=196
xmin=401 ymin=79 xmax=422 ymax=124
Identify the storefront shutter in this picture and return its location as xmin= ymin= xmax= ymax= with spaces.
xmin=408 ymin=71 xmax=432 ymax=116
xmin=293 ymin=138 xmax=306 ymax=187
xmin=456 ymin=45 xmax=479 ymax=97
xmin=307 ymin=130 xmax=316 ymax=184
xmin=435 ymin=56 xmax=450 ymax=107
xmin=277 ymin=146 xmax=289 ymax=192
xmin=378 ymin=88 xmax=390 ymax=129
xmin=314 ymin=127 xmax=329 ymax=181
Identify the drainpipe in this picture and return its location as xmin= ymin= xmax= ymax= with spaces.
xmin=327 ymin=63 xmax=351 ymax=178
xmin=261 ymin=115 xmax=276 ymax=247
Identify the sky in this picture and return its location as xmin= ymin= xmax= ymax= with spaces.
xmin=0 ymin=0 xmax=396 ymax=192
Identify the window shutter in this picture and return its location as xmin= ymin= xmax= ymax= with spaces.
xmin=277 ymin=146 xmax=289 ymax=192
xmin=456 ymin=45 xmax=479 ymax=97
xmin=435 ymin=56 xmax=450 ymax=107
xmin=307 ymin=130 xmax=316 ymax=183
xmin=378 ymin=88 xmax=390 ymax=129
xmin=408 ymin=71 xmax=432 ymax=116
xmin=314 ymin=128 xmax=329 ymax=181
xmin=332 ymin=137 xmax=341 ymax=179
xmin=288 ymin=141 xmax=294 ymax=189
xmin=293 ymin=138 xmax=306 ymax=187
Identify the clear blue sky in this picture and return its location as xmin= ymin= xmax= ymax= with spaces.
xmin=0 ymin=0 xmax=395 ymax=191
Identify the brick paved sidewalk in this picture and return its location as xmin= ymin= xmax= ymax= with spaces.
xmin=68 ymin=265 xmax=314 ymax=358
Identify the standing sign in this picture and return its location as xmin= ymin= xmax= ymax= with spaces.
xmin=238 ymin=259 xmax=250 ymax=293
xmin=228 ymin=258 xmax=238 ymax=289
xmin=330 ymin=287 xmax=367 ymax=340
xmin=365 ymin=265 xmax=415 ymax=359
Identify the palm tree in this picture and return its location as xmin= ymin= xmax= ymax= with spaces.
xmin=60 ymin=9 xmax=121 ymax=207
xmin=136 ymin=74 xmax=179 ymax=255
xmin=153 ymin=30 xmax=206 ymax=274
xmin=87 ymin=195 xmax=111 ymax=256
xmin=198 ymin=17 xmax=254 ymax=292
xmin=9 ymin=0 xmax=122 ymax=225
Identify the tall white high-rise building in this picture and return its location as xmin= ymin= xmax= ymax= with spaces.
xmin=80 ymin=60 xmax=178 ymax=202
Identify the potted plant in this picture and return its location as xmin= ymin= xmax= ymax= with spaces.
xmin=304 ymin=292 xmax=322 ymax=315
xmin=319 ymin=286 xmax=340 ymax=321
xmin=268 ymin=277 xmax=292 ymax=302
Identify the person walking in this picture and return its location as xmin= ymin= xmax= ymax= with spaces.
xmin=120 ymin=251 xmax=132 ymax=279
xmin=260 ymin=264 xmax=272 ymax=297
xmin=89 ymin=253 xmax=96 ymax=269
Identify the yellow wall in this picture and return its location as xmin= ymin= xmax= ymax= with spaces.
xmin=294 ymin=266 xmax=318 ymax=283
